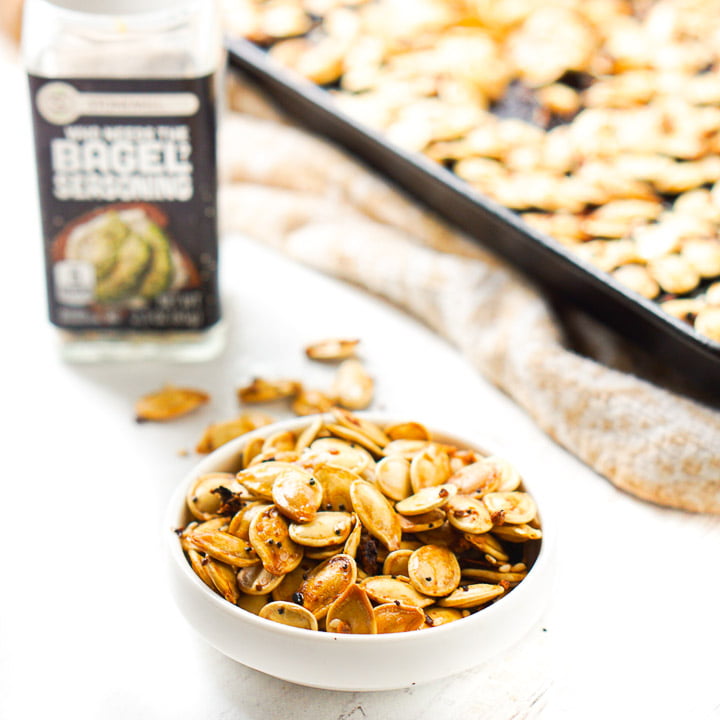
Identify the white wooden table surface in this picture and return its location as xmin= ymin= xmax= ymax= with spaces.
xmin=1 ymin=39 xmax=719 ymax=720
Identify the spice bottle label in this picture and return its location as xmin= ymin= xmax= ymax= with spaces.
xmin=28 ymin=74 xmax=220 ymax=331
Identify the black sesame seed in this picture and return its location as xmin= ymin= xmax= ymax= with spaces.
xmin=293 ymin=591 xmax=304 ymax=605
xmin=278 ymin=607 xmax=285 ymax=615
xmin=425 ymin=577 xmax=432 ymax=582
xmin=338 ymin=504 xmax=346 ymax=511
xmin=309 ymin=479 xmax=316 ymax=486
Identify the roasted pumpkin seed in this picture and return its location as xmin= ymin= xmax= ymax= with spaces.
xmin=438 ymin=583 xmax=505 ymax=609
xmin=259 ymin=601 xmax=319 ymax=630
xmin=373 ymin=603 xmax=425 ymax=633
xmin=326 ymin=584 xmax=377 ymax=634
xmin=288 ymin=511 xmax=353 ymax=546
xmin=249 ymin=505 xmax=304 ymax=575
xmin=305 ymin=337 xmax=360 ymax=361
xmin=135 ymin=385 xmax=209 ymax=423
xmin=395 ymin=483 xmax=457 ymax=516
xmin=407 ymin=545 xmax=461 ymax=597
xmin=350 ymin=480 xmax=402 ymax=551
xmin=332 ymin=359 xmax=374 ymax=410
xmin=296 ymin=553 xmax=358 ymax=619
xmin=272 ymin=466 xmax=323 ymax=523
xmin=446 ymin=494 xmax=494 ymax=534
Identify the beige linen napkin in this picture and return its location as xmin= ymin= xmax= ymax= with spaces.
xmin=219 ymin=78 xmax=720 ymax=515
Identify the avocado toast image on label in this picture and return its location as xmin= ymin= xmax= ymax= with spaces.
xmin=63 ymin=206 xmax=190 ymax=306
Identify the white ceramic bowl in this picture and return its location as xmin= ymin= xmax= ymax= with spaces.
xmin=165 ymin=414 xmax=554 ymax=691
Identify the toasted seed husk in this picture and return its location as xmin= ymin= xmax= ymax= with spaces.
xmin=374 ymin=603 xmax=425 ymax=633
xmin=395 ymin=483 xmax=457 ymax=515
xmin=410 ymin=445 xmax=452 ymax=492
xmin=375 ymin=455 xmax=412 ymax=501
xmin=249 ymin=505 xmax=304 ymax=574
xmin=492 ymin=524 xmax=543 ymax=542
xmin=397 ymin=509 xmax=446 ymax=533
xmin=196 ymin=412 xmax=275 ymax=454
xmin=227 ymin=501 xmax=271 ymax=540
xmin=324 ymin=422 xmax=385 ymax=456
xmin=483 ymin=492 xmax=537 ymax=525
xmin=408 ymin=545 xmax=461 ymax=597
xmin=330 ymin=407 xmax=390 ymax=447
xmin=422 ymin=607 xmax=470 ymax=628
xmin=446 ymin=494 xmax=494 ymax=534
xmin=305 ymin=338 xmax=360 ymax=361
xmin=272 ymin=466 xmax=323 ymax=523
xmin=312 ymin=462 xmax=358 ymax=512
xmin=350 ymin=480 xmax=402 ymax=551
xmin=448 ymin=456 xmax=506 ymax=495
xmin=184 ymin=531 xmax=260 ymax=568
xmin=237 ymin=378 xmax=301 ymax=404
xmin=236 ymin=564 xmax=286 ymax=595
xmin=438 ymin=583 xmax=505 ymax=609
xmin=382 ymin=549 xmax=413 ymax=577
xmin=289 ymin=511 xmax=353 ymax=547
xmin=332 ymin=359 xmax=374 ymax=410
xmin=186 ymin=472 xmax=244 ymax=521
xmin=259 ymin=601 xmax=318 ymax=630
xmin=306 ymin=438 xmax=375 ymax=477
xmin=463 ymin=531 xmax=509 ymax=560
xmin=360 ymin=575 xmax=434 ymax=608
xmin=384 ymin=422 xmax=431 ymax=441
xmin=189 ymin=517 xmax=228 ymax=534
xmin=296 ymin=553 xmax=358 ymax=619
xmin=237 ymin=461 xmax=299 ymax=500
xmin=135 ymin=385 xmax=209 ymax=422
xmin=326 ymin=584 xmax=377 ymax=634
xmin=204 ymin=557 xmax=242 ymax=604
xmin=462 ymin=567 xmax=528 ymax=585
xmin=294 ymin=416 xmax=324 ymax=452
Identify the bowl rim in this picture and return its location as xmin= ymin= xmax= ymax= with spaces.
xmin=165 ymin=412 xmax=554 ymax=645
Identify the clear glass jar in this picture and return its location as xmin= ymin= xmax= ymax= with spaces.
xmin=23 ymin=0 xmax=226 ymax=362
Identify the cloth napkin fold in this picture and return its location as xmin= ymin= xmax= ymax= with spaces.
xmin=219 ymin=77 xmax=720 ymax=515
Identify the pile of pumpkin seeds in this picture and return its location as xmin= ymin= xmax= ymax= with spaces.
xmin=177 ymin=407 xmax=542 ymax=634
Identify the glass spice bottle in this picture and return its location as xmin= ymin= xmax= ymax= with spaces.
xmin=23 ymin=0 xmax=226 ymax=361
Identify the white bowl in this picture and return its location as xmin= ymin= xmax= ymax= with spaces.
xmin=165 ymin=414 xmax=554 ymax=691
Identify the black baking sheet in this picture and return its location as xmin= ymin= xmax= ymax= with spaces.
xmin=226 ymin=37 xmax=720 ymax=398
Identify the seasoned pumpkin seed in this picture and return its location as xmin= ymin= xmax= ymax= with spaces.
xmin=184 ymin=531 xmax=260 ymax=568
xmin=407 ymin=545 xmax=461 ymax=597
xmin=410 ymin=445 xmax=452 ymax=492
xmin=296 ymin=553 xmax=358 ymax=619
xmin=350 ymin=480 xmax=402 ymax=551
xmin=438 ymin=583 xmax=505 ymax=609
xmin=259 ymin=601 xmax=319 ymax=630
xmin=332 ymin=359 xmax=374 ymax=410
xmin=236 ymin=564 xmax=286 ymax=595
xmin=446 ymin=494 xmax=494 ymax=534
xmin=360 ymin=575 xmax=434 ymax=608
xmin=288 ymin=511 xmax=353 ymax=547
xmin=395 ymin=483 xmax=457 ymax=516
xmin=305 ymin=337 xmax=360 ymax=361
xmin=483 ymin=492 xmax=537 ymax=525
xmin=374 ymin=603 xmax=426 ymax=633
xmin=135 ymin=385 xmax=209 ymax=423
xmin=249 ymin=505 xmax=304 ymax=574
xmin=326 ymin=584 xmax=377 ymax=634
xmin=375 ymin=455 xmax=412 ymax=501
xmin=272 ymin=466 xmax=323 ymax=523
